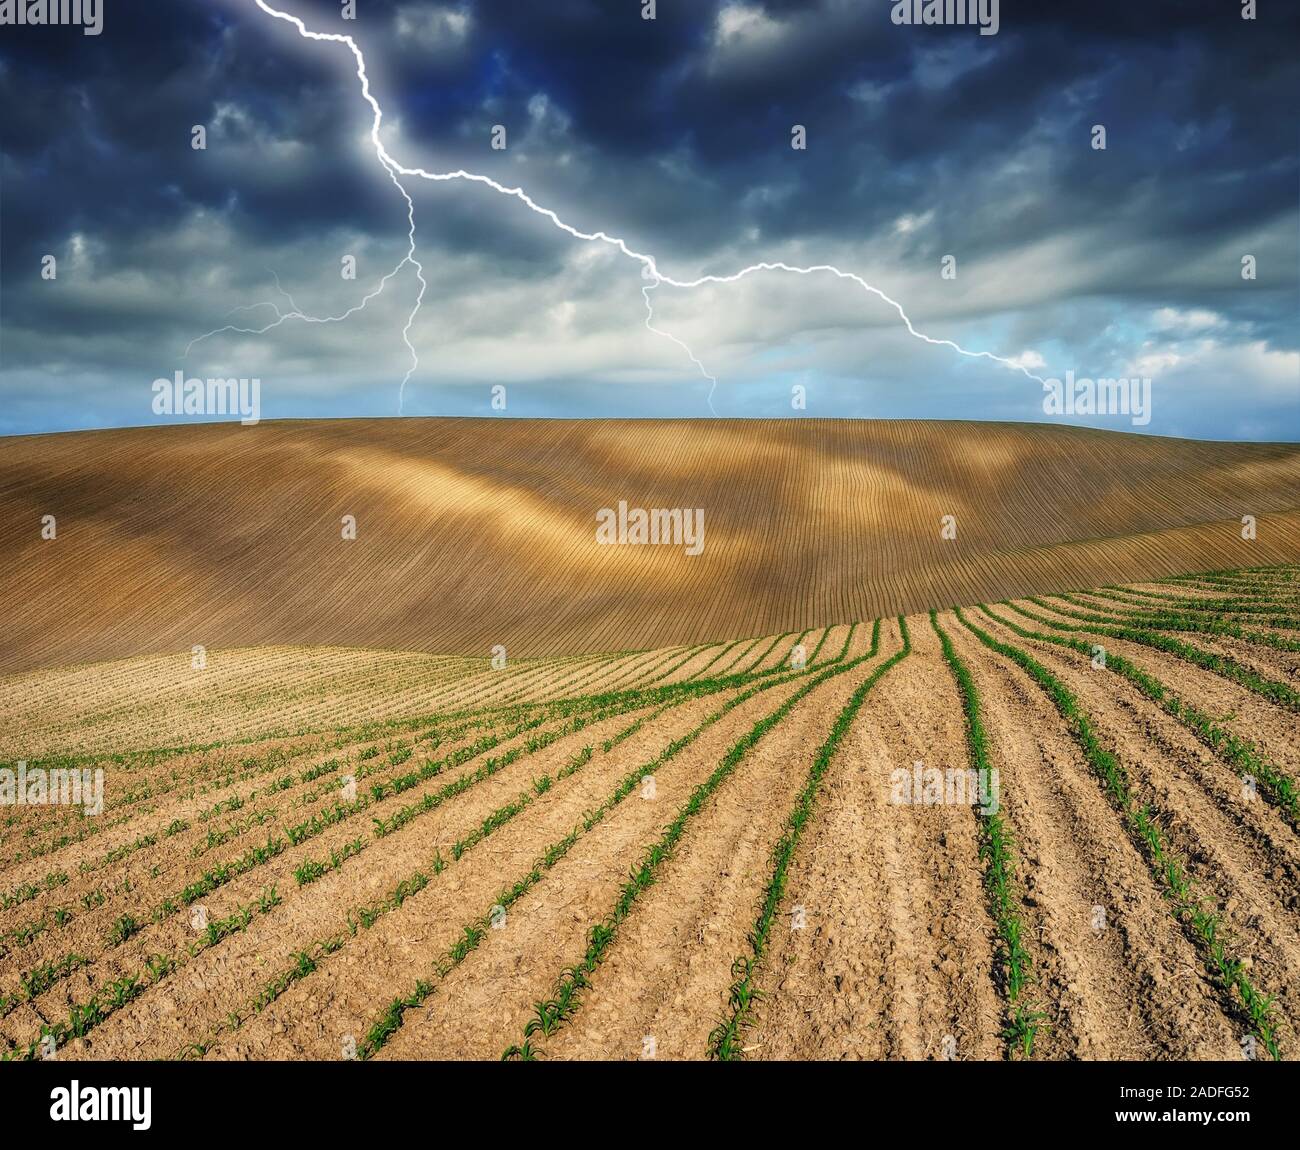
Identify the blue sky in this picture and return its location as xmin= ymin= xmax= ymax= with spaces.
xmin=1 ymin=0 xmax=1297 ymax=439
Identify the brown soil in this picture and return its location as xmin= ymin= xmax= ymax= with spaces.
xmin=4 ymin=565 xmax=1299 ymax=1062
xmin=749 ymin=618 xmax=1004 ymax=1060
xmin=5 ymin=419 xmax=1299 ymax=675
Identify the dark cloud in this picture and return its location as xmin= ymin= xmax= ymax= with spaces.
xmin=0 ymin=0 xmax=1296 ymax=438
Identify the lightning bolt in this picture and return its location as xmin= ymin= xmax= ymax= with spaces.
xmin=190 ymin=0 xmax=1050 ymax=415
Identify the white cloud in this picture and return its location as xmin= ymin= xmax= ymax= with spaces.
xmin=1151 ymin=306 xmax=1227 ymax=335
xmin=525 ymin=92 xmax=571 ymax=137
xmin=393 ymin=4 xmax=471 ymax=52
xmin=1123 ymin=338 xmax=1300 ymax=402
xmin=714 ymin=3 xmax=785 ymax=52
xmin=1008 ymin=350 xmax=1046 ymax=371
xmin=893 ymin=210 xmax=934 ymax=236
xmin=705 ymin=3 xmax=790 ymax=73
xmin=209 ymin=101 xmax=307 ymax=163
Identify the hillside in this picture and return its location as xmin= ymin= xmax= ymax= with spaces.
xmin=2 ymin=568 xmax=1298 ymax=1060
xmin=1 ymin=418 xmax=1298 ymax=673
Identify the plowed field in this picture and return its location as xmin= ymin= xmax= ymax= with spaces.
xmin=3 ymin=564 xmax=1298 ymax=1061
xmin=3 ymin=419 xmax=1299 ymax=674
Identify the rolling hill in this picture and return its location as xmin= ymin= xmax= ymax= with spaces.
xmin=1 ymin=417 xmax=1297 ymax=674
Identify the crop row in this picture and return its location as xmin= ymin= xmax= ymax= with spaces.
xmin=503 ymin=623 xmax=891 ymax=1058
xmin=356 ymin=625 xmax=881 ymax=1058
xmin=955 ymin=607 xmax=1281 ymax=1059
xmin=707 ymin=620 xmax=904 ymax=1058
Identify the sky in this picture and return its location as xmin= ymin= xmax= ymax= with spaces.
xmin=0 ymin=0 xmax=1297 ymax=439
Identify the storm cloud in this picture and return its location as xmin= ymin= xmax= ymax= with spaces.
xmin=0 ymin=0 xmax=1296 ymax=438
